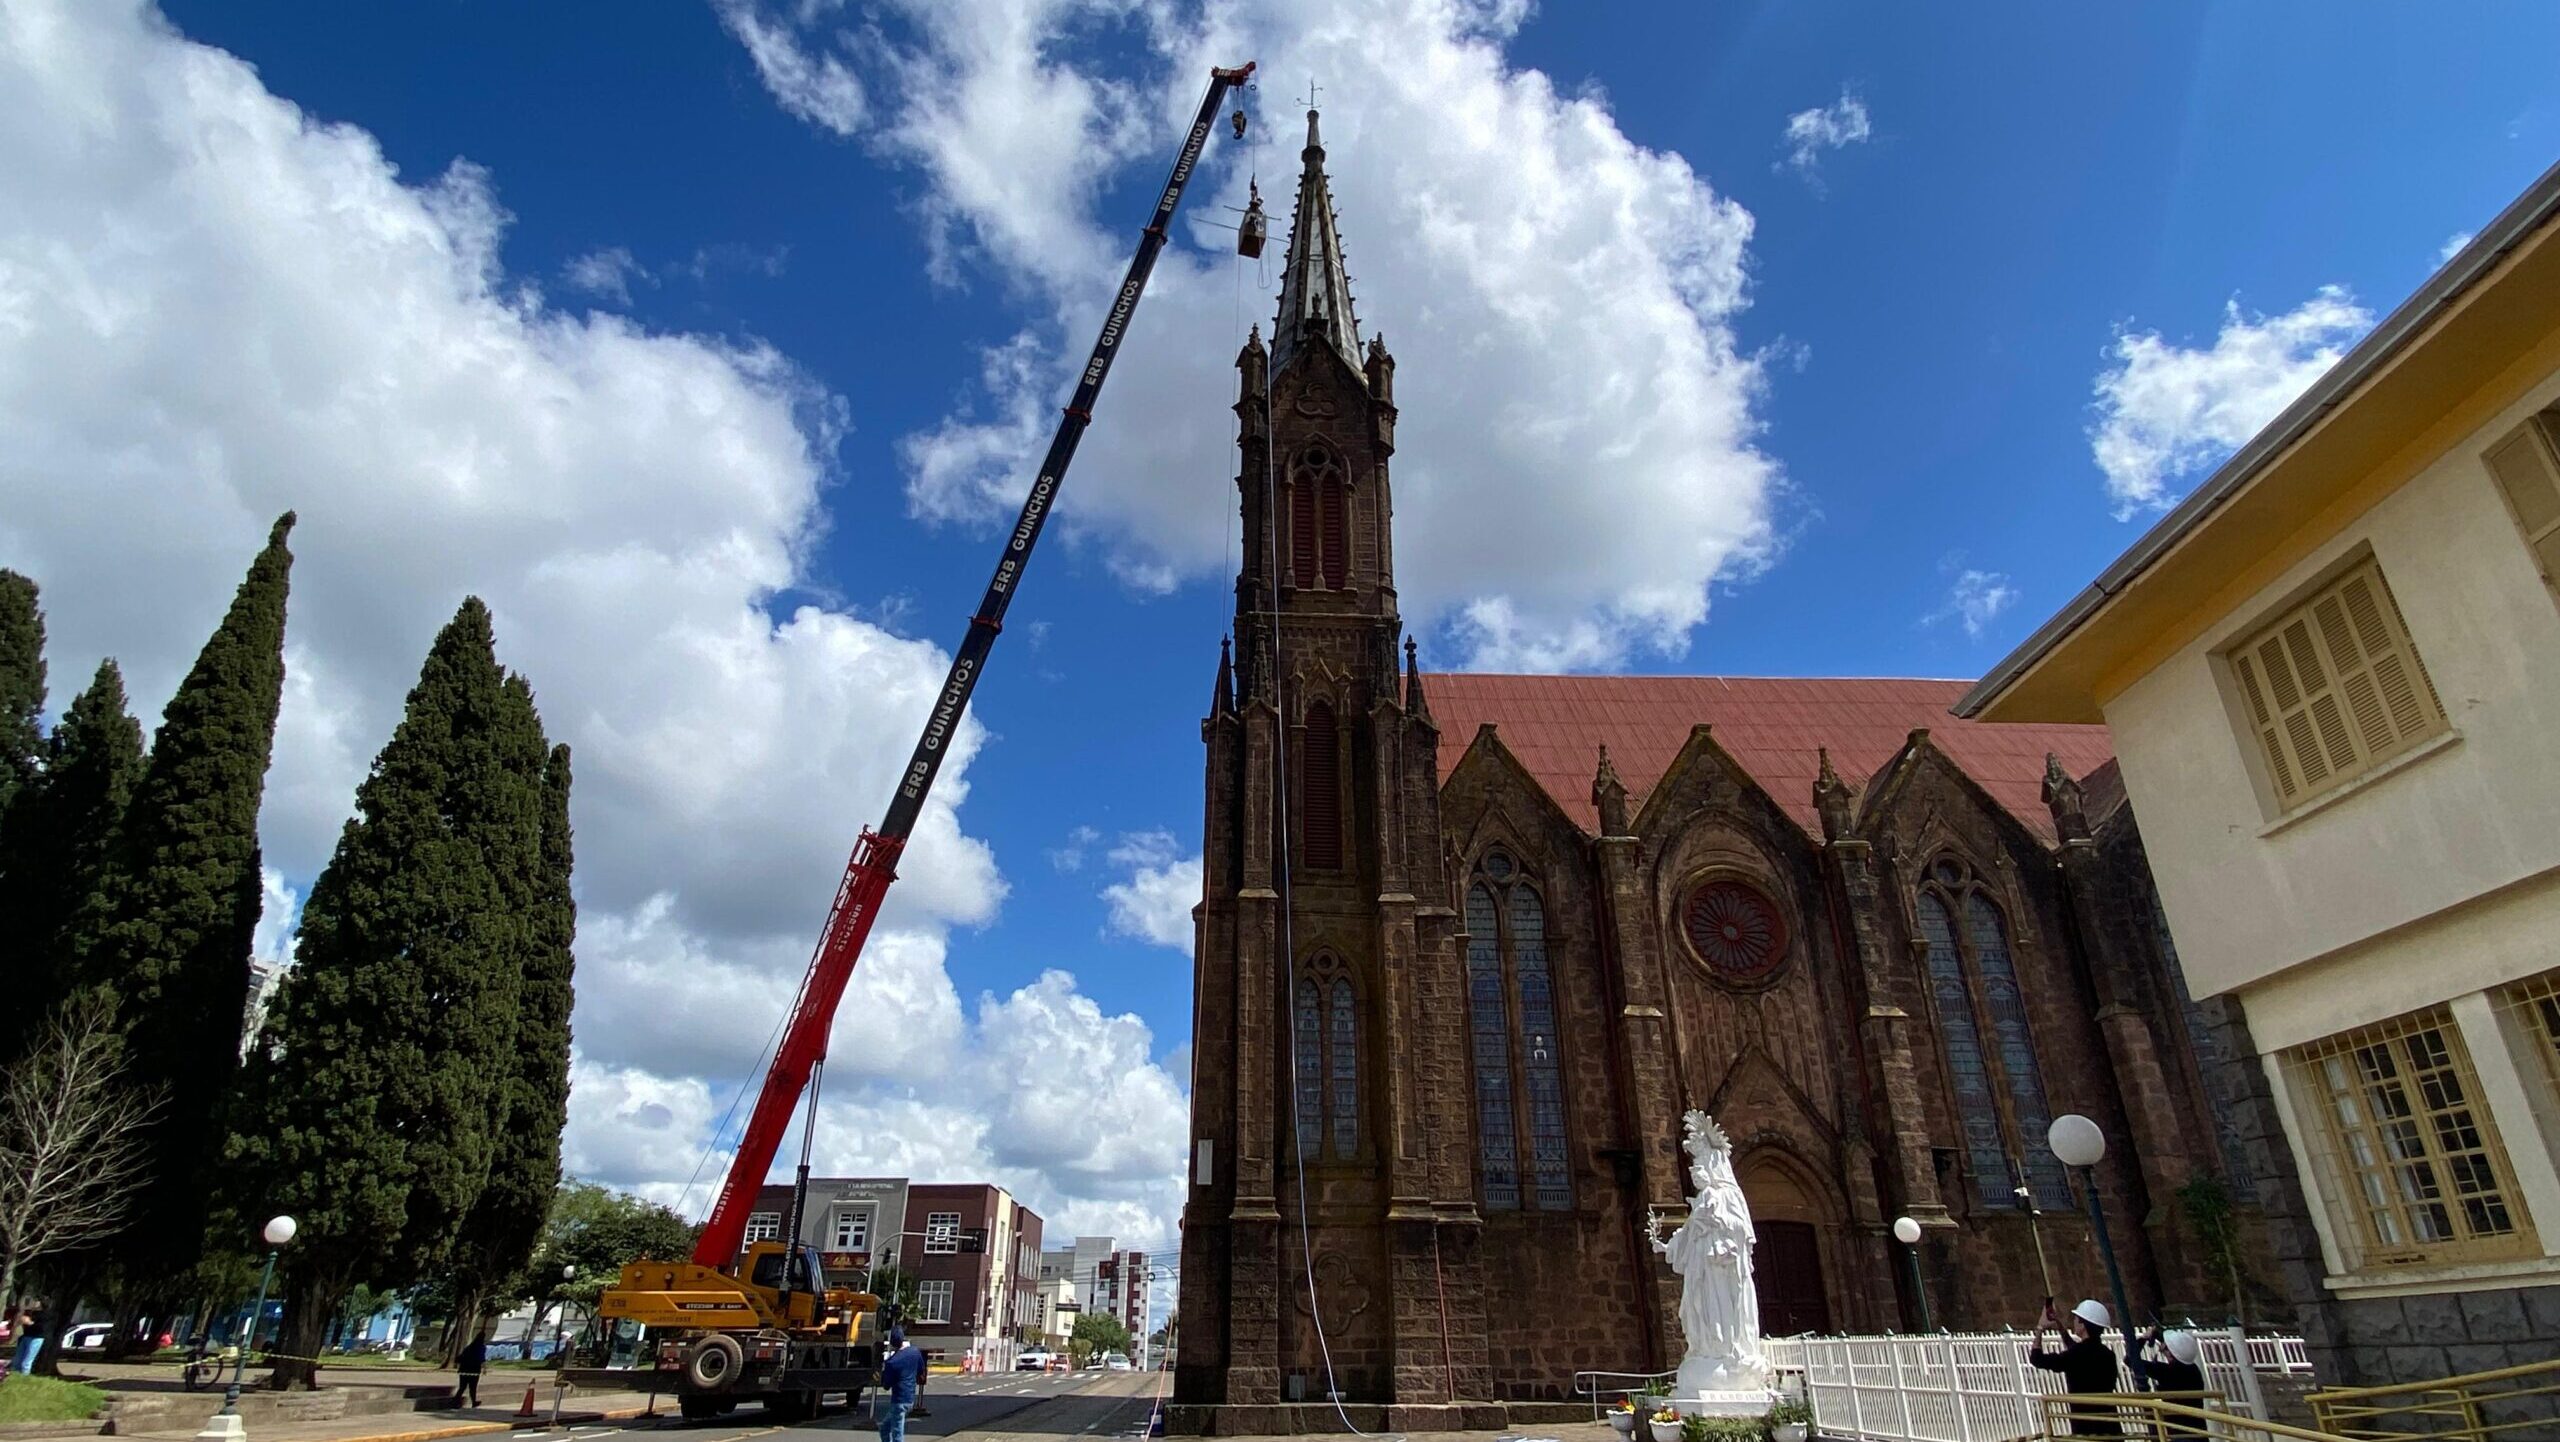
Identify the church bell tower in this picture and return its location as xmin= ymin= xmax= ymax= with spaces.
xmin=1176 ymin=109 xmax=1496 ymax=1415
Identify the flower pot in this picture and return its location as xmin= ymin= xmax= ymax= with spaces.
xmin=1773 ymin=1424 xmax=1810 ymax=1442
xmin=1650 ymin=1420 xmax=1683 ymax=1442
xmin=1608 ymin=1414 xmax=1638 ymax=1436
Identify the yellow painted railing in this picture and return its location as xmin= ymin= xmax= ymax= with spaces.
xmin=2037 ymin=1392 xmax=2352 ymax=1441
xmin=2307 ymin=1357 xmax=2560 ymax=1442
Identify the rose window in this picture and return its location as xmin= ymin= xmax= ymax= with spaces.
xmin=1683 ymin=879 xmax=1787 ymax=980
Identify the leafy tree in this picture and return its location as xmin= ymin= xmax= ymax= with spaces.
xmin=2177 ymin=1175 xmax=2249 ymax=1325
xmin=72 ymin=515 xmax=293 ymax=1312
xmin=228 ymin=597 xmax=543 ymax=1387
xmin=863 ymin=1265 xmax=923 ymax=1330
xmin=1070 ymin=1311 xmax=1131 ymax=1366
xmin=0 ymin=997 xmax=160 ymax=1334
xmin=501 ymin=1182 xmax=689 ymax=1352
xmin=444 ymin=706 xmax=574 ymax=1346
xmin=0 ymin=570 xmax=43 ymax=817
xmin=0 ymin=662 xmax=144 ymax=1066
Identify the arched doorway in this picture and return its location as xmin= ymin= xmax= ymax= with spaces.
xmin=1739 ymin=1153 xmax=1833 ymax=1337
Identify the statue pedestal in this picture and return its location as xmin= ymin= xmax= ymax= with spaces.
xmin=1676 ymin=1357 xmax=1771 ymax=1417
xmin=1677 ymin=1389 xmax=1773 ymax=1419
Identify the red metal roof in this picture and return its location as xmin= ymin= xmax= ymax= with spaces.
xmin=1421 ymin=674 xmax=2115 ymax=842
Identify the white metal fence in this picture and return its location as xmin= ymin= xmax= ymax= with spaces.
xmin=1759 ymin=1330 xmax=2312 ymax=1442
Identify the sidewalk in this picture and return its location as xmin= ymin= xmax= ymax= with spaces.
xmin=2 ymin=1363 xmax=662 ymax=1442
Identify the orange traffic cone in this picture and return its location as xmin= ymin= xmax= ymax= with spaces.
xmin=517 ymin=1381 xmax=538 ymax=1418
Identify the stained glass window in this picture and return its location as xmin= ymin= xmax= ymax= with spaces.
xmin=1330 ymin=978 xmax=1359 ymax=1158
xmin=1466 ymin=881 xmax=1520 ymax=1209
xmin=1918 ymin=893 xmax=2013 ymax=1207
xmin=1294 ymin=978 xmax=1324 ymax=1161
xmin=1966 ymin=895 xmax=2070 ymax=1208
xmin=1512 ymin=888 xmax=1571 ymax=1209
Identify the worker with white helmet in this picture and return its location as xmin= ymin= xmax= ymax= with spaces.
xmin=2030 ymin=1298 xmax=2125 ymax=1437
xmin=2137 ymin=1326 xmax=2205 ymax=1393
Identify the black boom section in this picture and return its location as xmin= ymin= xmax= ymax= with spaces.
xmin=878 ymin=63 xmax=1255 ymax=846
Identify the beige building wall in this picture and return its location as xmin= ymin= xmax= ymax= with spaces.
xmin=2098 ymin=367 xmax=2560 ymax=1301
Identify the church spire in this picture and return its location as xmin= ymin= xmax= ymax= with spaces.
xmin=1271 ymin=107 xmax=1364 ymax=380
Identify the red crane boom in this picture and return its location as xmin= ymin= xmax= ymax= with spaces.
xmin=692 ymin=60 xmax=1257 ymax=1270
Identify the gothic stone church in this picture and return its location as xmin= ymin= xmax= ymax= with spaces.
xmin=1173 ymin=114 xmax=2271 ymax=1423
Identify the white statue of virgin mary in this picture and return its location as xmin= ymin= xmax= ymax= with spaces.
xmin=1649 ymin=1111 xmax=1769 ymax=1401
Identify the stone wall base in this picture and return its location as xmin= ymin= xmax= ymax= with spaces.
xmin=1166 ymin=1401 xmax=1516 ymax=1435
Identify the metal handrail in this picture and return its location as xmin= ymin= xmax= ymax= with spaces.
xmin=1574 ymin=1369 xmax=1679 ymax=1421
xmin=2040 ymin=1393 xmax=2353 ymax=1442
xmin=2306 ymin=1356 xmax=2560 ymax=1442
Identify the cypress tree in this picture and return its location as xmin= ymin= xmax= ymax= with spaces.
xmin=0 ymin=570 xmax=43 ymax=815
xmin=230 ymin=597 xmax=540 ymax=1387
xmin=0 ymin=660 xmax=146 ymax=1064
xmin=76 ymin=515 xmax=293 ymax=1301
xmin=444 ymin=698 xmax=576 ymax=1345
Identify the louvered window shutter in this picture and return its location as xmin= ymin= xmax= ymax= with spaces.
xmin=1320 ymin=474 xmax=1348 ymax=588
xmin=2485 ymin=415 xmax=2560 ymax=590
xmin=2230 ymin=559 xmax=2446 ymax=808
xmin=1290 ymin=478 xmax=1318 ymax=587
xmin=1302 ymin=701 xmax=1342 ymax=869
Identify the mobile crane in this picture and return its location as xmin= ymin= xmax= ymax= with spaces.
xmin=582 ymin=60 xmax=1258 ymax=1422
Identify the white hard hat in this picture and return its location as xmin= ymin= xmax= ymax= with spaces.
xmin=2071 ymin=1299 xmax=2112 ymax=1328
xmin=2162 ymin=1329 xmax=2201 ymax=1365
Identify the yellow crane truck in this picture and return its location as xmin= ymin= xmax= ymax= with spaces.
xmin=583 ymin=1240 xmax=879 ymax=1420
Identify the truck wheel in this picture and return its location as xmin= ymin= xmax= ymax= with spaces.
xmin=684 ymin=1334 xmax=745 ymax=1392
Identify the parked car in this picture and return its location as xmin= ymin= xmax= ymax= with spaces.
xmin=64 ymin=1323 xmax=114 ymax=1350
xmin=1014 ymin=1348 xmax=1055 ymax=1371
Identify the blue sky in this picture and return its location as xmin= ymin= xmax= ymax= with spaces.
xmin=5 ymin=0 xmax=2554 ymax=1249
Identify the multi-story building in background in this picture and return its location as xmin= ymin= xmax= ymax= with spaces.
xmin=748 ymin=1177 xmax=912 ymax=1288
xmin=1095 ymin=1249 xmax=1151 ymax=1364
xmin=1033 ymin=1276 xmax=1079 ymax=1352
xmin=902 ymin=1183 xmax=1042 ymax=1371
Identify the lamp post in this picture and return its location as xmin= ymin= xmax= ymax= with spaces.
xmin=552 ymin=1266 xmax=576 ymax=1362
xmin=200 ymin=1216 xmax=295 ymax=1442
xmin=1891 ymin=1216 xmax=1932 ymax=1334
xmin=2047 ymin=1115 xmax=2133 ymax=1354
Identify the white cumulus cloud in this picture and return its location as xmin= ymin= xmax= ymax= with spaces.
xmin=0 ymin=0 xmax=1179 ymax=1248
xmin=2088 ymin=286 xmax=2372 ymax=516
xmin=1926 ymin=568 xmax=2019 ymax=640
xmin=1100 ymin=830 xmax=1202 ymax=950
xmin=1779 ymin=88 xmax=1871 ymax=179
xmin=717 ymin=0 xmax=1780 ymax=673
xmin=563 ymin=245 xmax=649 ymax=304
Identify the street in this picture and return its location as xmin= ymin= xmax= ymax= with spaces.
xmin=572 ymin=1370 xmax=1167 ymax=1442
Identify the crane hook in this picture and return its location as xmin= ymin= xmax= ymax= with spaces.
xmin=1231 ymin=106 xmax=1248 ymax=139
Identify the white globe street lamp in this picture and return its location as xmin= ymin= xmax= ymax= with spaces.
xmin=201 ymin=1216 xmax=297 ymax=1442
xmin=2046 ymin=1115 xmax=2133 ymax=1352
xmin=1890 ymin=1216 xmax=1931 ymax=1333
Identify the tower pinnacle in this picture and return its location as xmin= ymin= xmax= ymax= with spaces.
xmin=1271 ymin=107 xmax=1364 ymax=380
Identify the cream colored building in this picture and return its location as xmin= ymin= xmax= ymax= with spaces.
xmin=1962 ymin=161 xmax=2560 ymax=1385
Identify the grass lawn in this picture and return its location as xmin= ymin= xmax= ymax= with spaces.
xmin=0 ymin=1374 xmax=109 ymax=1423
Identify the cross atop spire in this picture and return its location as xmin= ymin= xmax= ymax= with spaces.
xmin=1271 ymin=106 xmax=1364 ymax=381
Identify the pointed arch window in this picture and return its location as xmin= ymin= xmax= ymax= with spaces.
xmin=1292 ymin=954 xmax=1359 ymax=1161
xmin=1288 ymin=446 xmax=1348 ymax=589
xmin=1916 ymin=858 xmax=2071 ymax=1208
xmin=1466 ymin=850 xmax=1572 ymax=1211
xmin=1300 ymin=700 xmax=1342 ymax=870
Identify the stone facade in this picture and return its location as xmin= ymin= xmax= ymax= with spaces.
xmin=1174 ymin=113 xmax=2271 ymax=1421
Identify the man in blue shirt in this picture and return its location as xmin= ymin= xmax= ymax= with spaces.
xmin=877 ymin=1327 xmax=926 ymax=1442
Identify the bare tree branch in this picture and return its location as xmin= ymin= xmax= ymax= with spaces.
xmin=0 ymin=996 xmax=163 ymax=1317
